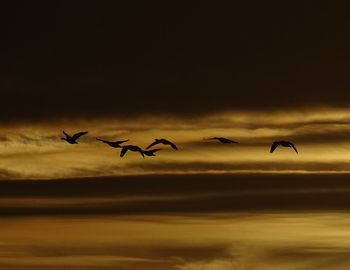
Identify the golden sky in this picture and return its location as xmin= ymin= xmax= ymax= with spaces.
xmin=1 ymin=108 xmax=350 ymax=180
xmin=1 ymin=214 xmax=350 ymax=270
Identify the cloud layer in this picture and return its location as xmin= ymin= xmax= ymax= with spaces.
xmin=1 ymin=109 xmax=350 ymax=179
xmin=1 ymin=173 xmax=350 ymax=217
xmin=0 ymin=210 xmax=350 ymax=269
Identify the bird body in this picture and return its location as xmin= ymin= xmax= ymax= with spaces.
xmin=96 ymin=138 xmax=129 ymax=148
xmin=143 ymin=148 xmax=161 ymax=156
xmin=61 ymin=131 xmax=88 ymax=144
xmin=207 ymin=137 xmax=238 ymax=144
xmin=270 ymin=140 xmax=298 ymax=153
xmin=120 ymin=145 xmax=145 ymax=158
xmin=146 ymin=138 xmax=178 ymax=150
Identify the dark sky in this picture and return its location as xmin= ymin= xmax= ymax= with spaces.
xmin=2 ymin=1 xmax=350 ymax=122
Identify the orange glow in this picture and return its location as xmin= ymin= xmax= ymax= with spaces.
xmin=2 ymin=108 xmax=350 ymax=179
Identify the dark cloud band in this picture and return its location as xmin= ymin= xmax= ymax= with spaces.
xmin=1 ymin=173 xmax=350 ymax=216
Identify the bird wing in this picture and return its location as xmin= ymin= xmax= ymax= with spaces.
xmin=270 ymin=141 xmax=280 ymax=153
xmin=63 ymin=130 xmax=69 ymax=138
xmin=146 ymin=141 xmax=159 ymax=149
xmin=96 ymin=138 xmax=109 ymax=143
xmin=290 ymin=143 xmax=298 ymax=153
xmin=72 ymin=131 xmax=88 ymax=141
xmin=168 ymin=141 xmax=178 ymax=150
xmin=120 ymin=147 xmax=129 ymax=157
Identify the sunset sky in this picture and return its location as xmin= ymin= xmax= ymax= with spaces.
xmin=1 ymin=1 xmax=350 ymax=179
xmin=2 ymin=2 xmax=350 ymax=269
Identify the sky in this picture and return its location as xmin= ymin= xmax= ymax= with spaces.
xmin=2 ymin=2 xmax=350 ymax=269
xmin=2 ymin=2 xmax=350 ymax=122
xmin=1 ymin=1 xmax=350 ymax=178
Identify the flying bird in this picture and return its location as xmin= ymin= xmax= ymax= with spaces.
xmin=61 ymin=131 xmax=88 ymax=144
xmin=143 ymin=148 xmax=161 ymax=157
xmin=146 ymin=139 xmax=178 ymax=150
xmin=270 ymin=140 xmax=298 ymax=154
xmin=206 ymin=137 xmax=238 ymax=144
xmin=120 ymin=145 xmax=145 ymax=158
xmin=96 ymin=138 xmax=129 ymax=148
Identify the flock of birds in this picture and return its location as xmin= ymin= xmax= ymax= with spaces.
xmin=61 ymin=131 xmax=298 ymax=157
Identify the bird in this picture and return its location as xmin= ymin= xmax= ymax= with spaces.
xmin=146 ymin=139 xmax=178 ymax=150
xmin=143 ymin=148 xmax=161 ymax=157
xmin=270 ymin=140 xmax=298 ymax=154
xmin=120 ymin=145 xmax=145 ymax=158
xmin=61 ymin=131 xmax=88 ymax=144
xmin=96 ymin=138 xmax=129 ymax=148
xmin=206 ymin=137 xmax=238 ymax=144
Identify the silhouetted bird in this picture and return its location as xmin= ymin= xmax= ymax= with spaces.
xmin=143 ymin=148 xmax=161 ymax=157
xmin=146 ymin=139 xmax=178 ymax=150
xmin=61 ymin=131 xmax=88 ymax=144
xmin=270 ymin=140 xmax=298 ymax=153
xmin=120 ymin=145 xmax=145 ymax=158
xmin=96 ymin=138 xmax=129 ymax=148
xmin=206 ymin=137 xmax=238 ymax=144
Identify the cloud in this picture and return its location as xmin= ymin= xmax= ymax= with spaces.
xmin=1 ymin=173 xmax=350 ymax=216
xmin=177 ymin=246 xmax=350 ymax=270
xmin=2 ymin=109 xmax=350 ymax=180
xmin=130 ymin=160 xmax=350 ymax=174
xmin=1 ymin=214 xmax=350 ymax=270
